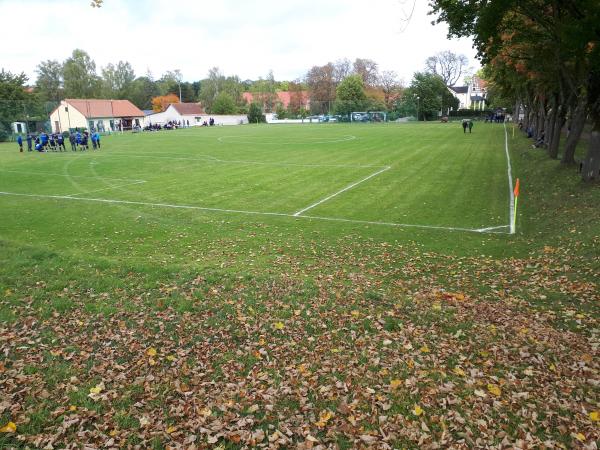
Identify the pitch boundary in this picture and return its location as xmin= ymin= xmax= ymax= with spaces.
xmin=0 ymin=191 xmax=509 ymax=234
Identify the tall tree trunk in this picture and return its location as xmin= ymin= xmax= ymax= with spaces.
xmin=561 ymin=96 xmax=587 ymax=164
xmin=536 ymin=99 xmax=546 ymax=141
xmin=581 ymin=115 xmax=600 ymax=181
xmin=548 ymin=103 xmax=566 ymax=159
xmin=544 ymin=98 xmax=556 ymax=149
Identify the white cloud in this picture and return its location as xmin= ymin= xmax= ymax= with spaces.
xmin=0 ymin=0 xmax=479 ymax=85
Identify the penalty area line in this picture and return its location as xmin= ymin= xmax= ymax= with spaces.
xmin=0 ymin=191 xmax=508 ymax=234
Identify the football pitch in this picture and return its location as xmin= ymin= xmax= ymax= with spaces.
xmin=0 ymin=122 xmax=512 ymax=234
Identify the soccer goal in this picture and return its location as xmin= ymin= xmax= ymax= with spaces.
xmin=350 ymin=111 xmax=387 ymax=123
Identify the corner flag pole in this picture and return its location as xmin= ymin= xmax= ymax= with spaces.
xmin=512 ymin=178 xmax=520 ymax=232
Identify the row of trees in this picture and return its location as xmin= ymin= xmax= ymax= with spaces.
xmin=429 ymin=0 xmax=600 ymax=180
xmin=1 ymin=46 xmax=473 ymax=139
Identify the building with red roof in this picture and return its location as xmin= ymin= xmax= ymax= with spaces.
xmin=50 ymin=99 xmax=145 ymax=132
xmin=242 ymin=91 xmax=310 ymax=111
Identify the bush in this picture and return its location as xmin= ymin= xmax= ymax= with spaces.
xmin=247 ymin=103 xmax=266 ymax=124
xmin=0 ymin=122 xmax=10 ymax=142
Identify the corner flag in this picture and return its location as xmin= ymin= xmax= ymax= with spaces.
xmin=512 ymin=178 xmax=520 ymax=233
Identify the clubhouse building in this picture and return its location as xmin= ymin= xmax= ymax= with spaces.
xmin=50 ymin=99 xmax=145 ymax=133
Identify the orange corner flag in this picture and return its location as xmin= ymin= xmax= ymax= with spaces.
xmin=513 ymin=178 xmax=520 ymax=197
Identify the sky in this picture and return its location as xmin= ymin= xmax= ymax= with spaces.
xmin=0 ymin=0 xmax=479 ymax=86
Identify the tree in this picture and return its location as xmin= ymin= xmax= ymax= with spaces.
xmin=306 ymin=63 xmax=336 ymax=114
xmin=101 ymin=61 xmax=135 ymax=99
xmin=404 ymin=72 xmax=458 ymax=121
xmin=425 ymin=50 xmax=469 ymax=87
xmin=333 ymin=59 xmax=352 ymax=84
xmin=127 ymin=74 xmax=160 ymax=110
xmin=0 ymin=70 xmax=31 ymax=140
xmin=353 ymin=58 xmax=379 ymax=88
xmin=63 ymin=49 xmax=101 ymax=98
xmin=35 ymin=60 xmax=63 ymax=102
xmin=151 ymin=93 xmax=179 ymax=112
xmin=288 ymin=80 xmax=308 ymax=116
xmin=247 ymin=102 xmax=266 ymax=123
xmin=251 ymin=71 xmax=278 ymax=113
xmin=430 ymin=0 xmax=600 ymax=176
xmin=378 ymin=70 xmax=403 ymax=111
xmin=334 ymin=74 xmax=367 ymax=115
xmin=211 ymin=92 xmax=236 ymax=114
xmin=199 ymin=67 xmax=225 ymax=113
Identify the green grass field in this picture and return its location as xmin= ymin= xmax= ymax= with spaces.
xmin=0 ymin=123 xmax=598 ymax=448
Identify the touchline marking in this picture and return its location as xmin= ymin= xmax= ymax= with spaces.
xmin=0 ymin=191 xmax=508 ymax=234
xmin=292 ymin=166 xmax=391 ymax=216
xmin=64 ymin=180 xmax=147 ymax=198
xmin=503 ymin=122 xmax=515 ymax=234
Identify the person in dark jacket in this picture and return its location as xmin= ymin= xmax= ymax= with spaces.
xmin=69 ymin=133 xmax=76 ymax=151
xmin=26 ymin=134 xmax=32 ymax=151
xmin=17 ymin=135 xmax=23 ymax=152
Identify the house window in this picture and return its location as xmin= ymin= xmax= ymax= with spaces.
xmin=195 ymin=117 xmax=202 ymax=123
xmin=134 ymin=119 xmax=140 ymax=126
xmin=109 ymin=120 xmax=115 ymax=131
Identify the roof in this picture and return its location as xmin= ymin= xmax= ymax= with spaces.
xmin=243 ymin=91 xmax=309 ymax=108
xmin=143 ymin=109 xmax=155 ymax=116
xmin=449 ymin=86 xmax=469 ymax=94
xmin=63 ymin=99 xmax=144 ymax=118
xmin=171 ymin=103 xmax=204 ymax=115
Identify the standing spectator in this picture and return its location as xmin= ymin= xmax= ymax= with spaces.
xmin=69 ymin=133 xmax=76 ymax=151
xmin=93 ymin=131 xmax=100 ymax=149
xmin=26 ymin=134 xmax=32 ymax=151
xmin=57 ymin=133 xmax=66 ymax=151
xmin=17 ymin=134 xmax=23 ymax=152
xmin=462 ymin=119 xmax=468 ymax=133
xmin=468 ymin=120 xmax=473 ymax=133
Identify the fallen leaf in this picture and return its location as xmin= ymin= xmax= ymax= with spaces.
xmin=146 ymin=347 xmax=157 ymax=357
xmin=589 ymin=411 xmax=599 ymax=422
xmin=453 ymin=367 xmax=466 ymax=377
xmin=413 ymin=404 xmax=424 ymax=416
xmin=0 ymin=421 xmax=16 ymax=433
xmin=390 ymin=379 xmax=402 ymax=390
xmin=487 ymin=384 xmax=501 ymax=397
xmin=274 ymin=321 xmax=285 ymax=330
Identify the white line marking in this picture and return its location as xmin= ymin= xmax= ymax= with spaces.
xmin=503 ymin=122 xmax=515 ymax=234
xmin=65 ymin=180 xmax=147 ymax=198
xmin=217 ymin=135 xmax=357 ymax=144
xmin=97 ymin=152 xmax=383 ymax=169
xmin=292 ymin=166 xmax=391 ymax=216
xmin=0 ymin=169 xmax=145 ymax=183
xmin=0 ymin=190 xmax=509 ymax=234
xmin=475 ymin=225 xmax=510 ymax=232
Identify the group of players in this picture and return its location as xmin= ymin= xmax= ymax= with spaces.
xmin=17 ymin=130 xmax=102 ymax=153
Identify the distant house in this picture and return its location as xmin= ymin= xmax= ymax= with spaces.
xmin=448 ymin=75 xmax=488 ymax=110
xmin=145 ymin=103 xmax=205 ymax=127
xmin=242 ymin=91 xmax=310 ymax=111
xmin=49 ymin=99 xmax=145 ymax=133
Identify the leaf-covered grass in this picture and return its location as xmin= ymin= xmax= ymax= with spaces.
xmin=0 ymin=123 xmax=598 ymax=448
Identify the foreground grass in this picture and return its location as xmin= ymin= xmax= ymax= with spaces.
xmin=0 ymin=124 xmax=598 ymax=448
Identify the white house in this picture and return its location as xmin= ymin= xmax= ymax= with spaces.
xmin=49 ymin=99 xmax=145 ymax=133
xmin=448 ymin=76 xmax=488 ymax=110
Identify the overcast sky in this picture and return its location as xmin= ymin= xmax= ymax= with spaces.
xmin=0 ymin=0 xmax=479 ymax=85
